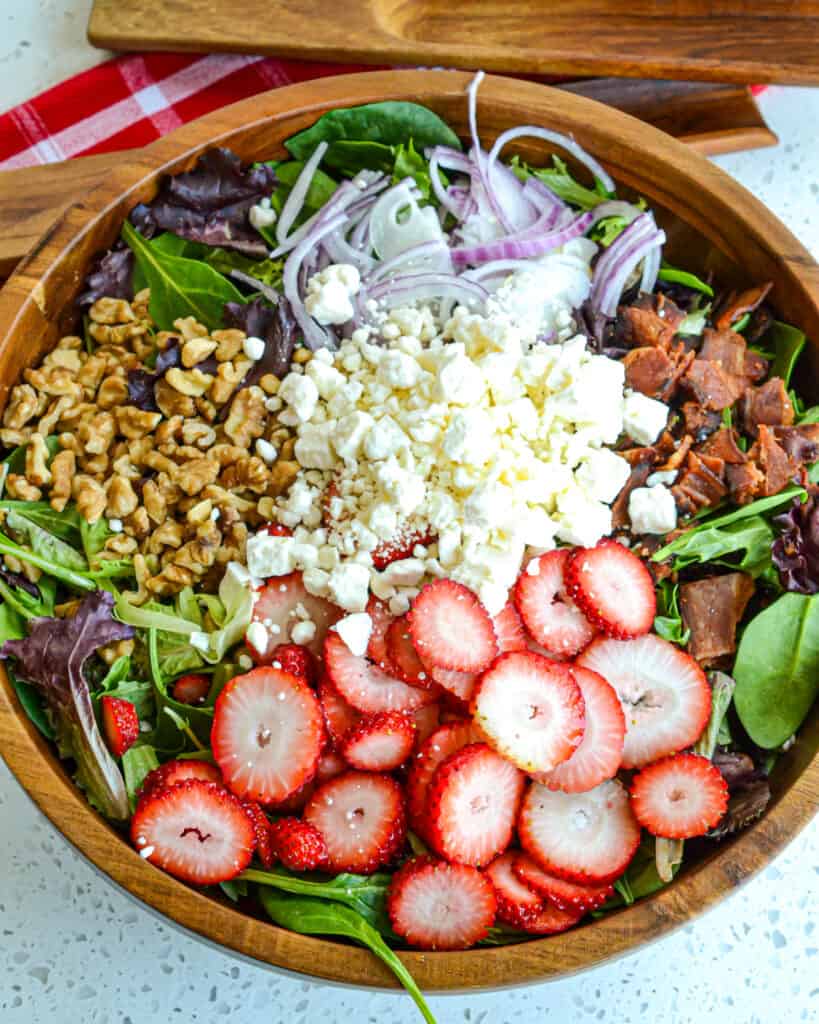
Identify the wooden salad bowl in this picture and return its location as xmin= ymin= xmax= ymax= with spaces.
xmin=0 ymin=70 xmax=818 ymax=992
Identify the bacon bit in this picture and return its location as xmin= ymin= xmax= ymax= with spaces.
xmin=739 ymin=378 xmax=795 ymax=437
xmin=680 ymin=573 xmax=755 ymax=665
xmin=714 ymin=282 xmax=773 ymax=332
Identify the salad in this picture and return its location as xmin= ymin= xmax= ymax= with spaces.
xmin=1 ymin=72 xmax=817 ymax=1019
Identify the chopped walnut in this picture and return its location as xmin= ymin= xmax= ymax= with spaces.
xmin=106 ymin=475 xmax=139 ymax=518
xmin=155 ymin=378 xmax=196 ymax=418
xmin=212 ymin=329 xmax=245 ymax=362
xmin=89 ymin=297 xmax=138 ymax=325
xmin=79 ymin=411 xmax=116 ymax=454
xmin=25 ymin=434 xmax=52 ymax=487
xmin=49 ymin=450 xmax=75 ymax=513
xmin=3 ymin=384 xmax=40 ymax=430
xmin=115 ymin=406 xmax=162 ymax=440
xmin=165 ymin=367 xmax=213 ymax=397
xmin=224 ymin=386 xmax=266 ymax=449
xmin=96 ymin=375 xmax=130 ymax=410
xmin=221 ymin=455 xmax=270 ymax=494
xmin=5 ymin=475 xmax=41 ymax=501
xmin=181 ymin=336 xmax=218 ymax=368
xmin=175 ymin=457 xmax=220 ymax=496
xmin=73 ymin=475 xmax=106 ymax=523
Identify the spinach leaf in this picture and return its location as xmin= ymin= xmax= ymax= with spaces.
xmin=122 ymin=221 xmax=245 ymax=332
xmin=80 ymin=517 xmax=112 ymax=568
xmin=204 ymin=249 xmax=284 ymax=292
xmin=480 ymin=924 xmax=532 ymax=946
xmin=146 ymin=627 xmax=213 ymax=749
xmin=695 ymin=671 xmax=736 ymax=759
xmin=0 ymin=531 xmax=95 ymax=592
xmin=766 ymin=320 xmax=806 ymax=388
xmin=270 ymin=160 xmax=338 ymax=225
xmin=0 ymin=601 xmax=52 ymax=738
xmin=1 ymin=435 xmax=59 ymax=480
xmin=392 ymin=140 xmax=439 ymax=201
xmin=5 ymin=508 xmax=87 ymax=570
xmin=285 ymin=101 xmax=460 ymax=173
xmin=734 ymin=592 xmax=819 ymax=748
xmin=0 ymin=500 xmax=81 ymax=543
xmin=122 ymin=744 xmax=159 ymax=811
xmin=219 ymin=878 xmax=248 ymax=902
xmin=0 ymin=573 xmax=56 ymax=620
xmin=654 ymin=580 xmax=690 ymax=645
xmin=257 ymin=889 xmax=436 ymax=1024
xmin=656 ymin=264 xmax=714 ymax=297
xmin=598 ymin=837 xmax=674 ymax=912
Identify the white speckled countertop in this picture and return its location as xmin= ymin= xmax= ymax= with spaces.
xmin=1 ymin=4 xmax=818 ymax=1022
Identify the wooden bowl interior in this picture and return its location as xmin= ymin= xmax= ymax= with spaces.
xmin=0 ymin=70 xmax=817 ymax=993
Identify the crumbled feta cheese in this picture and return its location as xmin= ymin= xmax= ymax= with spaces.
xmin=246 ymin=621 xmax=269 ymax=655
xmin=333 ymin=612 xmax=372 ymax=656
xmin=279 ymin=372 xmax=320 ymax=424
xmin=380 ymin=558 xmax=426 ymax=587
xmin=249 ymin=203 xmax=277 ymax=230
xmin=246 ymin=533 xmax=294 ymax=578
xmin=628 ymin=485 xmax=678 ymax=535
xmin=243 ymin=335 xmax=266 ymax=361
xmin=623 ymin=391 xmax=669 ymax=446
xmin=291 ymin=620 xmax=317 ymax=646
xmin=305 ymin=264 xmax=361 ymax=326
xmin=255 ymin=438 xmax=278 ymax=464
xmin=327 ymin=562 xmax=371 ymax=612
xmin=646 ymin=469 xmax=678 ymax=488
xmin=575 ymin=448 xmax=632 ymax=504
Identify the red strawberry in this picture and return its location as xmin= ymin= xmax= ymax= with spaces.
xmin=517 ymin=900 xmax=584 ymax=935
xmin=484 ymin=851 xmax=544 ymax=927
xmin=535 ymin=666 xmax=625 ymax=793
xmin=259 ymin=523 xmax=292 ymax=537
xmin=171 ymin=673 xmax=211 ymax=706
xmin=270 ymin=643 xmax=317 ymax=687
xmin=578 ymin=634 xmax=711 ymax=768
xmin=268 ymin=780 xmax=315 ymax=816
xmin=269 ymin=817 xmax=329 ymax=871
xmin=385 ymin=615 xmax=434 ymax=688
xmin=566 ymin=540 xmax=656 ymax=639
xmin=243 ymin=800 xmax=276 ymax=868
xmin=212 ymin=667 xmax=324 ymax=804
xmin=341 ymin=711 xmax=416 ymax=771
xmin=371 ymin=525 xmax=434 ymax=571
xmin=518 ymin=779 xmax=641 ymax=885
xmin=138 ymin=759 xmax=223 ymax=803
xmin=427 ymin=665 xmax=476 ymax=703
xmin=408 ymin=580 xmax=498 ymax=673
xmin=513 ymin=854 xmax=613 ymax=912
xmin=101 ymin=696 xmax=139 ymax=757
xmin=493 ymin=601 xmax=528 ymax=652
xmin=131 ymin=779 xmax=255 ymax=885
xmin=323 ymin=632 xmax=436 ymax=714
xmin=513 ymin=550 xmax=597 ymax=658
xmin=630 ymin=753 xmax=729 ymax=839
xmin=405 ymin=721 xmax=482 ymax=834
xmin=387 ymin=856 xmax=496 ymax=950
xmin=426 ymin=742 xmax=525 ymax=867
xmin=471 ymin=651 xmax=585 ymax=775
xmin=303 ymin=771 xmax=406 ymax=874
xmin=249 ymin=571 xmax=340 ymax=659
xmin=317 ymin=674 xmax=362 ymax=747
xmin=366 ymin=596 xmax=393 ymax=670
xmin=412 ymin=703 xmax=441 ymax=748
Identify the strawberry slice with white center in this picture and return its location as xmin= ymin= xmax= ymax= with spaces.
xmin=303 ymin=770 xmax=406 ymax=874
xmin=386 ymin=615 xmax=434 ymax=688
xmin=366 ymin=596 xmax=393 ymax=670
xmin=324 ymin=632 xmax=437 ymax=714
xmin=131 ymin=779 xmax=255 ymax=885
xmin=427 ymin=665 xmax=476 ymax=703
xmin=408 ymin=579 xmax=498 ymax=673
xmin=484 ymin=851 xmax=544 ymax=927
xmin=426 ymin=742 xmax=525 ymax=867
xmin=405 ymin=721 xmax=483 ymax=833
xmin=630 ymin=752 xmax=729 ymax=839
xmin=471 ymin=651 xmax=585 ymax=775
xmin=138 ymin=759 xmax=223 ymax=804
xmin=412 ymin=703 xmax=441 ymax=748
xmin=387 ymin=856 xmax=496 ymax=950
xmin=341 ymin=710 xmax=417 ymax=771
xmin=566 ymin=540 xmax=656 ymax=639
xmin=535 ymin=666 xmax=625 ymax=793
xmin=250 ymin=571 xmax=341 ymax=659
xmin=578 ymin=634 xmax=711 ymax=768
xmin=513 ymin=854 xmax=614 ymax=912
xmin=514 ymin=550 xmax=597 ymax=657
xmin=518 ymin=779 xmax=641 ymax=885
xmin=101 ymin=696 xmax=139 ymax=757
xmin=517 ymin=901 xmax=584 ymax=935
xmin=212 ymin=667 xmax=324 ymax=804
xmin=317 ymin=674 xmax=362 ymax=747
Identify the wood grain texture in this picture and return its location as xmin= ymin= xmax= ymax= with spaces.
xmin=87 ymin=0 xmax=819 ymax=85
xmin=0 ymin=70 xmax=817 ymax=991
xmin=0 ymin=80 xmax=775 ymax=277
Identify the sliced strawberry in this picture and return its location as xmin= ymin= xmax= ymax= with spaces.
xmin=341 ymin=711 xmax=416 ymax=771
xmin=387 ymin=856 xmax=496 ymax=950
xmin=212 ymin=667 xmax=324 ymax=804
xmin=405 ymin=721 xmax=482 ymax=834
xmin=427 ymin=665 xmax=476 ymax=703
xmin=471 ymin=651 xmax=585 ymax=775
xmin=408 ymin=580 xmax=498 ymax=673
xmin=269 ymin=817 xmax=329 ymax=871
xmin=259 ymin=523 xmax=292 ymax=537
xmin=138 ymin=759 xmax=224 ymax=804
xmin=250 ymin=571 xmax=340 ymax=659
xmin=324 ymin=631 xmax=436 ymax=714
xmin=270 ymin=643 xmax=317 ymax=687
xmin=386 ymin=616 xmax=434 ymax=688
xmin=484 ymin=851 xmax=544 ymax=927
xmin=171 ymin=673 xmax=211 ymax=706
xmin=535 ymin=666 xmax=625 ymax=793
xmin=317 ymin=674 xmax=362 ymax=747
xmin=371 ymin=525 xmax=434 ymax=571
xmin=412 ymin=703 xmax=441 ymax=748
xmin=303 ymin=770 xmax=406 ymax=874
xmin=101 ymin=696 xmax=139 ymax=757
xmin=426 ymin=742 xmax=525 ymax=867
xmin=493 ymin=601 xmax=528 ymax=652
xmin=513 ymin=550 xmax=597 ymax=658
xmin=243 ymin=800 xmax=275 ymax=868
xmin=366 ymin=596 xmax=394 ymax=670
xmin=518 ymin=779 xmax=641 ymax=885
xmin=315 ymin=747 xmax=347 ymax=783
xmin=566 ymin=540 xmax=656 ymax=640
xmin=513 ymin=854 xmax=614 ymax=912
xmin=131 ymin=779 xmax=255 ymax=885
xmin=630 ymin=753 xmax=729 ymax=839
xmin=578 ymin=634 xmax=711 ymax=768
xmin=517 ymin=901 xmax=584 ymax=935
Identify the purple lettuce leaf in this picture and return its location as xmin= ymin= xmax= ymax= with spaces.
xmin=0 ymin=564 xmax=41 ymax=599
xmin=126 ymin=342 xmax=182 ymax=412
xmin=709 ymin=748 xmax=771 ymax=839
xmin=0 ymin=591 xmax=134 ymax=820
xmin=131 ymin=148 xmax=277 ymax=257
xmin=772 ymin=489 xmax=819 ymax=594
xmin=224 ymin=296 xmax=297 ymax=381
xmin=78 ymin=245 xmax=135 ymax=307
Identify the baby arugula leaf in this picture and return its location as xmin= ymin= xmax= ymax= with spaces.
xmin=0 ymin=500 xmax=81 ymax=544
xmin=766 ymin=320 xmax=806 ymax=388
xmin=257 ymin=889 xmax=436 ymax=1024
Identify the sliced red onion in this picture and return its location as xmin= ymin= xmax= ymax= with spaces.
xmin=429 ymin=148 xmax=467 ymax=218
xmin=461 ymin=258 xmax=534 ymax=282
xmin=366 ymin=272 xmax=488 ymax=310
xmin=229 ymin=269 xmax=279 ymax=304
xmin=426 ymin=145 xmax=474 ymax=177
xmin=282 ymin=211 xmax=348 ymax=350
xmin=275 ymin=141 xmax=328 ymax=247
xmin=640 ymin=242 xmax=661 ymax=294
xmin=487 ymin=125 xmax=615 ymax=199
xmin=322 ymin=227 xmax=376 ymax=271
xmin=591 ymin=214 xmax=665 ymax=318
xmin=522 ymin=175 xmax=565 ymax=213
xmin=467 ymin=72 xmax=515 ymax=234
xmin=370 ymin=181 xmax=445 ymax=262
xmin=367 ymin=240 xmax=452 ymax=283
xmin=589 ymin=212 xmax=653 ymax=310
xmin=451 ymin=209 xmax=596 ymax=266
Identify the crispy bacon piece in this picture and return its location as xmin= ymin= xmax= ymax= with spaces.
xmin=726 ymin=425 xmax=796 ymax=504
xmin=726 ymin=461 xmax=766 ymax=505
xmin=698 ymin=328 xmax=748 ymax=378
xmin=611 ymin=450 xmax=657 ymax=529
xmin=619 ymin=293 xmax=686 ymax=350
xmin=682 ymin=402 xmax=722 ymax=443
xmin=744 ymin=350 xmax=769 ymax=383
xmin=671 ymin=451 xmax=727 ymax=517
xmin=714 ymin=282 xmax=773 ymax=332
xmin=699 ymin=427 xmax=747 ymax=465
xmin=624 ymin=343 xmax=694 ymax=401
xmin=679 ymin=573 xmax=755 ymax=665
xmin=683 ymin=359 xmax=745 ymax=411
xmin=739 ymin=377 xmax=795 ymax=437
xmin=774 ymin=423 xmax=819 ymax=465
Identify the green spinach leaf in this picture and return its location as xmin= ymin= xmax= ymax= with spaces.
xmin=122 ymin=744 xmax=159 ymax=811
xmin=0 ymin=602 xmax=53 ymax=738
xmin=512 ymin=154 xmax=609 ymax=209
xmin=656 ymin=264 xmax=714 ymax=297
xmin=0 ymin=500 xmax=81 ymax=543
xmin=734 ymin=592 xmax=819 ymax=748
xmin=766 ymin=320 xmax=806 ymax=388
xmin=654 ymin=580 xmax=690 ymax=645
xmin=5 ymin=508 xmax=87 ymax=572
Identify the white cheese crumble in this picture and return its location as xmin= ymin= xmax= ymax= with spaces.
xmin=628 ymin=484 xmax=678 ymax=535
xmin=623 ymin=391 xmax=669 ymax=446
xmin=333 ymin=612 xmax=373 ymax=656
xmin=246 ymin=620 xmax=270 ymax=656
xmin=304 ymin=264 xmax=361 ymax=326
xmin=243 ymin=335 xmax=266 ymax=361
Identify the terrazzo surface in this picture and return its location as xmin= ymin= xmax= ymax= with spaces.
xmin=1 ymin=5 xmax=818 ymax=1022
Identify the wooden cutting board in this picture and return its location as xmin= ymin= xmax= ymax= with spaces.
xmin=0 ymin=79 xmax=775 ymax=278
xmin=87 ymin=0 xmax=819 ymax=84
